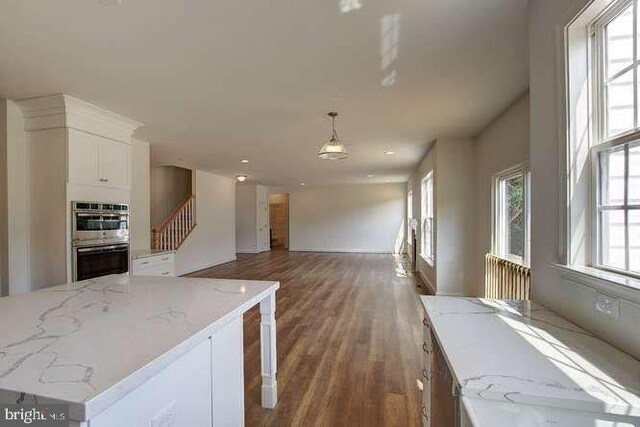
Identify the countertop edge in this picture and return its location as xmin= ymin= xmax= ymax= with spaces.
xmin=77 ymin=282 xmax=278 ymax=421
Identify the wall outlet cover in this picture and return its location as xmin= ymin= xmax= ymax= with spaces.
xmin=595 ymin=293 xmax=619 ymax=319
xmin=151 ymin=400 xmax=176 ymax=427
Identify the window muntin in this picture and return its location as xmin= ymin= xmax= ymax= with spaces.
xmin=494 ymin=167 xmax=530 ymax=265
xmin=598 ymin=1 xmax=638 ymax=139
xmin=597 ymin=142 xmax=640 ymax=273
xmin=421 ymin=172 xmax=434 ymax=263
xmin=591 ymin=0 xmax=640 ymax=277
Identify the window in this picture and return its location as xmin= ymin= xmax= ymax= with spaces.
xmin=591 ymin=0 xmax=640 ymax=276
xmin=421 ymin=172 xmax=434 ymax=263
xmin=407 ymin=190 xmax=413 ymax=221
xmin=493 ymin=166 xmax=530 ymax=265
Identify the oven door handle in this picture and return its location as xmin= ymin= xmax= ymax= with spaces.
xmin=77 ymin=245 xmax=129 ymax=254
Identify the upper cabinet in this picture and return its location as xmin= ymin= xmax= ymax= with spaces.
xmin=18 ymin=95 xmax=141 ymax=191
xmin=99 ymin=139 xmax=130 ymax=188
xmin=68 ymin=129 xmax=130 ymax=189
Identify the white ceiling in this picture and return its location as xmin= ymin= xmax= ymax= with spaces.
xmin=0 ymin=0 xmax=528 ymax=186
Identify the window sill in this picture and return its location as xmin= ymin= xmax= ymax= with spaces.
xmin=552 ymin=264 xmax=640 ymax=304
xmin=420 ymin=254 xmax=435 ymax=267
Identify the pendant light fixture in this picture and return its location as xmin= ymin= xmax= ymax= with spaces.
xmin=318 ymin=112 xmax=349 ymax=160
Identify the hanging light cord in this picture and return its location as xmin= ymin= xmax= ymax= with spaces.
xmin=330 ymin=113 xmax=339 ymax=141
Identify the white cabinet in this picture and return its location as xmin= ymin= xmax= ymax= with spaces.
xmin=98 ymin=138 xmax=129 ymax=188
xmin=68 ymin=130 xmax=99 ymax=185
xmin=89 ymin=317 xmax=245 ymax=427
xmin=131 ymin=252 xmax=175 ymax=276
xmin=91 ymin=338 xmax=212 ymax=427
xmin=68 ymin=129 xmax=130 ymax=189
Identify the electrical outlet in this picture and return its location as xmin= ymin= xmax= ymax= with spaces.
xmin=595 ymin=293 xmax=619 ymax=319
xmin=151 ymin=401 xmax=176 ymax=427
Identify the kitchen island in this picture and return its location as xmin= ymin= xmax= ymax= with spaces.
xmin=0 ymin=274 xmax=279 ymax=426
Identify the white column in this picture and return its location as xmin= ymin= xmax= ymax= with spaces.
xmin=260 ymin=291 xmax=277 ymax=408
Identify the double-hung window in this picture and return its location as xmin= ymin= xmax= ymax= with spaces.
xmin=421 ymin=172 xmax=434 ymax=263
xmin=591 ymin=0 xmax=640 ymax=276
xmin=493 ymin=165 xmax=531 ymax=265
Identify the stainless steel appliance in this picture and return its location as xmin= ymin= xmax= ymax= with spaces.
xmin=72 ymin=201 xmax=130 ymax=281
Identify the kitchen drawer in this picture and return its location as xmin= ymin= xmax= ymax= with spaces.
xmin=133 ymin=263 xmax=174 ymax=277
xmin=133 ymin=253 xmax=174 ymax=268
xmin=131 ymin=253 xmax=175 ymax=276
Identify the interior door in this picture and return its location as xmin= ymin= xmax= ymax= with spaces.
xmin=99 ymin=139 xmax=129 ymax=188
xmin=257 ymin=187 xmax=269 ymax=251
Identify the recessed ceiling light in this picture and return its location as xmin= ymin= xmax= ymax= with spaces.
xmin=236 ymin=175 xmax=248 ymax=182
xmin=368 ymin=174 xmax=374 ymax=178
xmin=241 ymin=159 xmax=250 ymax=164
xmin=300 ymin=182 xmax=306 ymax=186
xmin=385 ymin=151 xmax=396 ymax=155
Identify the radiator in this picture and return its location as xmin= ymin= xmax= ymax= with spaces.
xmin=484 ymin=253 xmax=531 ymax=300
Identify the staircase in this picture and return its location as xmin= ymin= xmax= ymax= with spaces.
xmin=152 ymin=195 xmax=196 ymax=251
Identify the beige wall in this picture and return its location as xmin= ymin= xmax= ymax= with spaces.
xmin=150 ymin=166 xmax=192 ymax=228
xmin=130 ymin=139 xmax=151 ymax=251
xmin=236 ymin=184 xmax=258 ymax=253
xmin=0 ymin=100 xmax=7 ymax=296
xmin=408 ymin=139 xmax=475 ymax=296
xmin=473 ymin=93 xmax=530 ymax=296
xmin=408 ymin=143 xmax=437 ymax=291
xmin=530 ymin=0 xmax=640 ymax=358
xmin=174 ymin=170 xmax=236 ymax=275
xmin=278 ymin=183 xmax=405 ymax=253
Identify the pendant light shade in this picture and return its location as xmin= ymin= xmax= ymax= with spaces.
xmin=318 ymin=112 xmax=349 ymax=160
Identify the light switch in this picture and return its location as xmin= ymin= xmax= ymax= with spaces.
xmin=595 ymin=293 xmax=619 ymax=319
xmin=151 ymin=401 xmax=176 ymax=427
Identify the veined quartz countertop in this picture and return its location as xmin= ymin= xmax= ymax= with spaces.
xmin=130 ymin=249 xmax=175 ymax=260
xmin=420 ymin=296 xmax=640 ymax=420
xmin=461 ymin=397 xmax=638 ymax=426
xmin=0 ymin=275 xmax=279 ymax=421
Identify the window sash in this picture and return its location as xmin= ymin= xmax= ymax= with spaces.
xmin=590 ymin=0 xmax=640 ymax=276
xmin=593 ymin=139 xmax=640 ymax=275
xmin=420 ymin=172 xmax=434 ymax=262
xmin=492 ymin=165 xmax=530 ymax=266
xmin=592 ymin=0 xmax=639 ymax=143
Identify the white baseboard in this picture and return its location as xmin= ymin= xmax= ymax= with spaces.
xmin=289 ymin=248 xmax=393 ymax=254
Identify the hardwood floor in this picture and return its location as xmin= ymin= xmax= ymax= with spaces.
xmin=189 ymin=251 xmax=430 ymax=426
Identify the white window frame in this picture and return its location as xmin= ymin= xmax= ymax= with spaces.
xmin=492 ymin=164 xmax=531 ymax=266
xmin=421 ymin=171 xmax=434 ymax=264
xmin=590 ymin=0 xmax=640 ymax=278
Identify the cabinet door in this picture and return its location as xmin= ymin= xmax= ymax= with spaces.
xmin=212 ymin=316 xmax=244 ymax=426
xmin=68 ymin=129 xmax=99 ymax=185
xmin=90 ymin=339 xmax=212 ymax=427
xmin=98 ymin=140 xmax=130 ymax=188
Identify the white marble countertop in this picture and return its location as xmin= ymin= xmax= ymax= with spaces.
xmin=462 ymin=397 xmax=638 ymax=426
xmin=130 ymin=249 xmax=175 ymax=260
xmin=420 ymin=296 xmax=640 ymax=419
xmin=0 ymin=275 xmax=279 ymax=421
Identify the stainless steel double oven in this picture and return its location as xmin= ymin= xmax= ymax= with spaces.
xmin=72 ymin=201 xmax=130 ymax=281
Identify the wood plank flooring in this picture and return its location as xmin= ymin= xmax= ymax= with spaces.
xmin=189 ymin=251 xmax=430 ymax=426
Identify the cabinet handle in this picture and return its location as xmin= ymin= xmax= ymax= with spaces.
xmin=421 ymin=406 xmax=428 ymax=418
xmin=140 ymin=261 xmax=149 ymax=265
xmin=161 ymin=257 xmax=170 ymax=261
xmin=423 ymin=342 xmax=430 ymax=353
xmin=422 ymin=369 xmax=429 ymax=380
xmin=161 ymin=272 xmax=170 ymax=276
xmin=423 ymin=317 xmax=429 ymax=327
